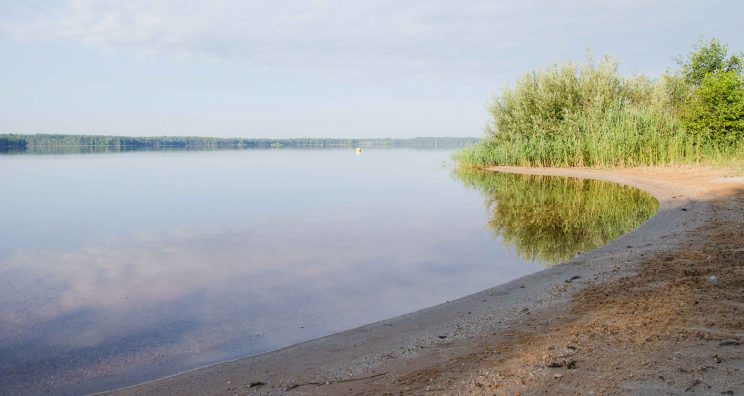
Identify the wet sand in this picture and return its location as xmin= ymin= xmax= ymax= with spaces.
xmin=109 ymin=166 xmax=744 ymax=395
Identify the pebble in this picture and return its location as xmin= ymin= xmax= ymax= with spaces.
xmin=707 ymin=275 xmax=719 ymax=285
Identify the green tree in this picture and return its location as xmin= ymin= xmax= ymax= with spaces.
xmin=676 ymin=39 xmax=744 ymax=145
xmin=677 ymin=38 xmax=743 ymax=87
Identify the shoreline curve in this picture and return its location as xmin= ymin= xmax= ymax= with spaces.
xmin=108 ymin=166 xmax=717 ymax=395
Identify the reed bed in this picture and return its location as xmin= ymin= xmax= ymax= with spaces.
xmin=457 ymin=41 xmax=743 ymax=168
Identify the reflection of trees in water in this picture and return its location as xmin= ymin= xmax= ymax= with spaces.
xmin=455 ymin=169 xmax=659 ymax=266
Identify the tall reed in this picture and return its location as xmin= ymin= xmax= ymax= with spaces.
xmin=456 ymin=55 xmax=743 ymax=168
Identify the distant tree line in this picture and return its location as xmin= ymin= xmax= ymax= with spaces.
xmin=0 ymin=134 xmax=480 ymax=151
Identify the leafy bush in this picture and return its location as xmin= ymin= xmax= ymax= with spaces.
xmin=682 ymin=70 xmax=744 ymax=145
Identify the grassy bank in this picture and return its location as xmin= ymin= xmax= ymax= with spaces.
xmin=457 ymin=39 xmax=744 ymax=168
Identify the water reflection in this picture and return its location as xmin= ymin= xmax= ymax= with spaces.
xmin=0 ymin=149 xmax=659 ymax=395
xmin=0 ymin=145 xmax=238 ymax=155
xmin=0 ymin=149 xmax=542 ymax=395
xmin=454 ymin=169 xmax=659 ymax=265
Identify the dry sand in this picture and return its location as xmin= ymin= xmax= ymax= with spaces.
xmin=110 ymin=166 xmax=744 ymax=395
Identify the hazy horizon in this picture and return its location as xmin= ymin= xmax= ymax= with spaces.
xmin=1 ymin=132 xmax=481 ymax=140
xmin=1 ymin=1 xmax=742 ymax=138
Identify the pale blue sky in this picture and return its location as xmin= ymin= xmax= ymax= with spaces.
xmin=0 ymin=1 xmax=741 ymax=138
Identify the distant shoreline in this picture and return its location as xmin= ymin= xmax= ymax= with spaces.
xmin=0 ymin=134 xmax=480 ymax=151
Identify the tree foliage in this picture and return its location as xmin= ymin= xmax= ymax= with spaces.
xmin=676 ymin=38 xmax=743 ymax=87
xmin=676 ymin=39 xmax=744 ymax=145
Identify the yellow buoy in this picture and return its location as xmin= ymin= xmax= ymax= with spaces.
xmin=355 ymin=147 xmax=362 ymax=155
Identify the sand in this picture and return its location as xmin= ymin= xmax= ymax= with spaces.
xmin=109 ymin=166 xmax=744 ymax=395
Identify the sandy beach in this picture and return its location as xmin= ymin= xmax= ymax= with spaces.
xmin=110 ymin=166 xmax=744 ymax=395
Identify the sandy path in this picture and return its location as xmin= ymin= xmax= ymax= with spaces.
xmin=109 ymin=167 xmax=744 ymax=395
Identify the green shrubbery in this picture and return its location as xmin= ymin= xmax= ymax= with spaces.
xmin=457 ymin=39 xmax=744 ymax=167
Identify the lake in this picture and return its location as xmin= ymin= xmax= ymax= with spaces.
xmin=0 ymin=148 xmax=657 ymax=394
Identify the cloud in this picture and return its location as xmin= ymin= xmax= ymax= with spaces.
xmin=0 ymin=0 xmax=670 ymax=77
xmin=0 ymin=0 xmax=735 ymax=136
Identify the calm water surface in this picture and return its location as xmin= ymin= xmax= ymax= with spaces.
xmin=0 ymin=149 xmax=657 ymax=394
